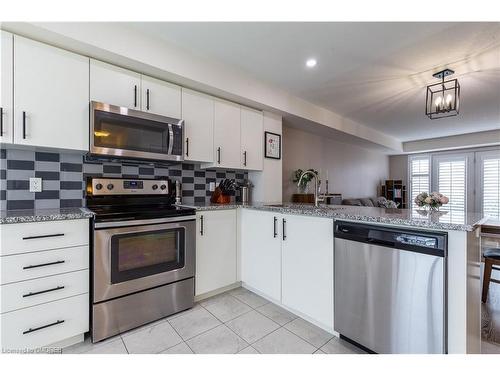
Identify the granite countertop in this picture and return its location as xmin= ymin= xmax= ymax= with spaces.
xmin=177 ymin=202 xmax=487 ymax=232
xmin=0 ymin=207 xmax=94 ymax=224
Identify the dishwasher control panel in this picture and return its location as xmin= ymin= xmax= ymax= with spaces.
xmin=395 ymin=234 xmax=437 ymax=248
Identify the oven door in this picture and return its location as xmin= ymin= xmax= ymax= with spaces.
xmin=90 ymin=101 xmax=183 ymax=162
xmin=93 ymin=217 xmax=195 ymax=303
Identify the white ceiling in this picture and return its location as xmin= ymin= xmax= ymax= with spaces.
xmin=128 ymin=22 xmax=500 ymax=142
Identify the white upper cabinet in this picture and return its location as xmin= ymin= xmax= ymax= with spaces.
xmin=14 ymin=36 xmax=89 ymax=151
xmin=181 ymin=89 xmax=214 ymax=163
xmin=240 ymin=107 xmax=263 ymax=170
xmin=141 ymin=75 xmax=181 ymax=118
xmin=0 ymin=31 xmax=13 ymax=144
xmin=281 ymin=214 xmax=334 ymax=332
xmin=90 ymin=59 xmax=141 ymax=109
xmin=213 ymin=100 xmax=241 ymax=169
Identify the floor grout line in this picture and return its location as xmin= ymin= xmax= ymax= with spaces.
xmin=120 ymin=336 xmax=130 ymax=354
xmin=279 ymin=321 xmax=327 ymax=350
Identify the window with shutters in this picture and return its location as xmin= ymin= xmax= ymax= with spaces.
xmin=409 ymin=156 xmax=430 ymax=209
xmin=433 ymin=155 xmax=468 ymax=223
xmin=478 ymin=151 xmax=500 ymax=219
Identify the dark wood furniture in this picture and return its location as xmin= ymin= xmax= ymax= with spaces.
xmin=482 ymin=248 xmax=500 ymax=303
xmin=381 ymin=180 xmax=407 ymax=209
xmin=292 ymin=194 xmax=315 ymax=204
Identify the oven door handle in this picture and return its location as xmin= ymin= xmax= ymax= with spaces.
xmin=94 ymin=215 xmax=196 ymax=229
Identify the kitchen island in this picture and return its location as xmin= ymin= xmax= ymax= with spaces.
xmin=180 ymin=202 xmax=485 ymax=354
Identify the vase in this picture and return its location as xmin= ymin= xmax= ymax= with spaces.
xmin=297 ymin=184 xmax=309 ymax=194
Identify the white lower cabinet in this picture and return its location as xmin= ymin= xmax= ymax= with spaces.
xmin=240 ymin=209 xmax=334 ymax=332
xmin=240 ymin=209 xmax=281 ymax=301
xmin=0 ymin=219 xmax=90 ymax=351
xmin=281 ymin=214 xmax=334 ymax=332
xmin=195 ymin=210 xmax=237 ymax=296
xmin=0 ymin=294 xmax=88 ymax=351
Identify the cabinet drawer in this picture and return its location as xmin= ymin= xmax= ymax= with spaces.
xmin=1 ymin=269 xmax=89 ymax=313
xmin=0 ymin=294 xmax=89 ymax=350
xmin=1 ymin=246 xmax=89 ymax=285
xmin=1 ymin=219 xmax=89 ymax=256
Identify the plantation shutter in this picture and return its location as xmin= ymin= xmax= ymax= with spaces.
xmin=437 ymin=158 xmax=466 ymax=215
xmin=410 ymin=156 xmax=430 ymax=209
xmin=482 ymin=156 xmax=500 ymax=219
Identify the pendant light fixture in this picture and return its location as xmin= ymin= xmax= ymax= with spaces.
xmin=425 ymin=68 xmax=460 ymax=119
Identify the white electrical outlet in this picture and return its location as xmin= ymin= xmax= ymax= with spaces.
xmin=209 ymin=182 xmax=216 ymax=192
xmin=29 ymin=177 xmax=42 ymax=193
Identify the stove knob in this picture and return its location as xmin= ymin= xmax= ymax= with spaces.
xmin=152 ymin=184 xmax=158 ymax=190
xmin=107 ymin=183 xmax=114 ymax=190
xmin=160 ymin=184 xmax=167 ymax=190
xmin=95 ymin=183 xmax=103 ymax=191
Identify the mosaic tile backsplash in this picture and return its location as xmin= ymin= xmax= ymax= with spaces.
xmin=0 ymin=148 xmax=247 ymax=210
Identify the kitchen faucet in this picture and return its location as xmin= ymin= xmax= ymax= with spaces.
xmin=297 ymin=170 xmax=324 ymax=207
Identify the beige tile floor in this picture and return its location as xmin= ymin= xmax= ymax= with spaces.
xmin=64 ymin=287 xmax=366 ymax=354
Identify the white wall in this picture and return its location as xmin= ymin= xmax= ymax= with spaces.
xmin=403 ymin=129 xmax=500 ymax=153
xmin=248 ymin=112 xmax=283 ymax=203
xmin=282 ymin=126 xmax=389 ymax=202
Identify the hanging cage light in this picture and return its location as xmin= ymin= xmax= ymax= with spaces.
xmin=425 ymin=68 xmax=460 ymax=120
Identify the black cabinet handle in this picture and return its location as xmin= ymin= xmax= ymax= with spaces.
xmin=23 ymin=320 xmax=65 ymax=335
xmin=23 ymin=286 xmax=65 ymax=298
xmin=0 ymin=107 xmax=3 ymax=136
xmin=22 ymin=233 xmax=64 ymax=240
xmin=282 ymin=218 xmax=287 ymax=241
xmin=22 ymin=111 xmax=26 ymax=139
xmin=146 ymin=89 xmax=150 ymax=110
xmin=217 ymin=147 xmax=221 ymax=164
xmin=23 ymin=260 xmax=65 ymax=270
xmin=134 ymin=85 xmax=137 ymax=108
xmin=243 ymin=151 xmax=247 ymax=166
xmin=186 ymin=138 xmax=189 ymax=157
xmin=273 ymin=216 xmax=278 ymax=238
xmin=200 ymin=215 xmax=204 ymax=236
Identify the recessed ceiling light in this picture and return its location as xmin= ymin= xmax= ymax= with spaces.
xmin=305 ymin=58 xmax=317 ymax=68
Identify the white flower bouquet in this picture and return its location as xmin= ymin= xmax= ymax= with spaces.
xmin=414 ymin=191 xmax=449 ymax=211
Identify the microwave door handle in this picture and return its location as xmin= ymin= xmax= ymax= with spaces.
xmin=167 ymin=124 xmax=174 ymax=155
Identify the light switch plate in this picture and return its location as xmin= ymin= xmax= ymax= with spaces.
xmin=29 ymin=177 xmax=42 ymax=192
xmin=209 ymin=182 xmax=216 ymax=192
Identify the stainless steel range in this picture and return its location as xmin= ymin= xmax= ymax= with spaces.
xmin=86 ymin=177 xmax=196 ymax=343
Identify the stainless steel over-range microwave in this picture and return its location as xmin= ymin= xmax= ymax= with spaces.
xmin=90 ymin=101 xmax=184 ymax=162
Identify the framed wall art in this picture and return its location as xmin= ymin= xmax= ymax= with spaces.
xmin=264 ymin=131 xmax=281 ymax=160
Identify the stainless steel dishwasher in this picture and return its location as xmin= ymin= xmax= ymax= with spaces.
xmin=334 ymin=221 xmax=447 ymax=354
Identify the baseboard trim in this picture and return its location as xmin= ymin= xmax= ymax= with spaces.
xmin=194 ymin=282 xmax=242 ymax=302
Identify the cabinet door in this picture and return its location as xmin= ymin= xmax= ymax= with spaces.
xmin=240 ymin=107 xmax=263 ymax=171
xmin=13 ymin=36 xmax=89 ymax=151
xmin=141 ymin=75 xmax=181 ymax=118
xmin=214 ymin=100 xmax=241 ymax=169
xmin=0 ymin=31 xmax=13 ymax=144
xmin=281 ymin=214 xmax=334 ymax=331
xmin=195 ymin=210 xmax=237 ymax=296
xmin=90 ymin=59 xmax=141 ymax=109
xmin=240 ymin=209 xmax=282 ymax=301
xmin=181 ymin=89 xmax=214 ymax=163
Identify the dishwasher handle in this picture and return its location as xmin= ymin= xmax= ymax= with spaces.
xmin=367 ymin=237 xmax=395 ymax=247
